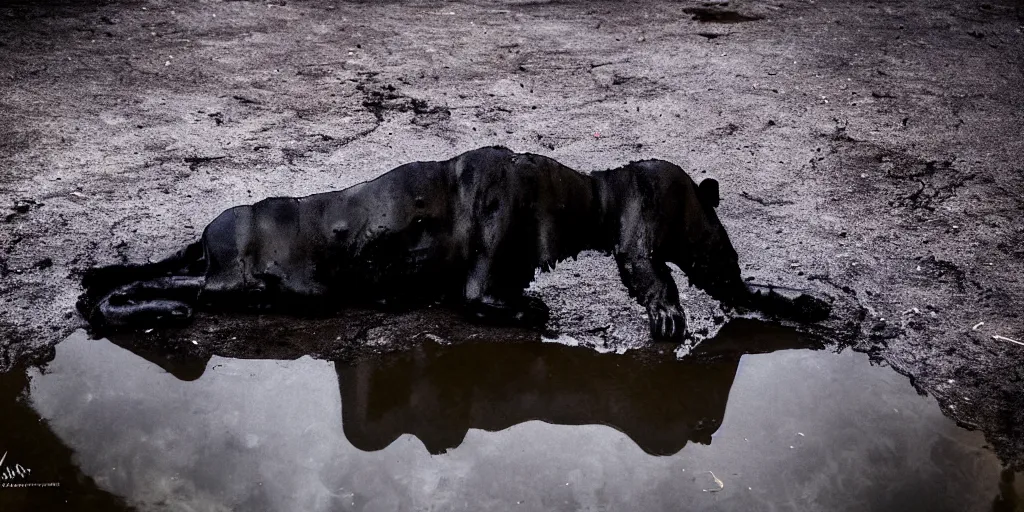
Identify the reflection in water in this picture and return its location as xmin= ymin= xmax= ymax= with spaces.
xmin=338 ymin=320 xmax=819 ymax=455
xmin=1 ymin=320 xmax=1017 ymax=511
xmin=0 ymin=371 xmax=131 ymax=512
xmin=994 ymin=469 xmax=1024 ymax=512
xmin=28 ymin=342 xmax=346 ymax=512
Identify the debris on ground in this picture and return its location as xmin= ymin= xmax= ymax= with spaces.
xmin=993 ymin=335 xmax=1023 ymax=347
xmin=706 ymin=471 xmax=724 ymax=492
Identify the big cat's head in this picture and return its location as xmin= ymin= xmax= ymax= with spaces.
xmin=679 ymin=179 xmax=747 ymax=302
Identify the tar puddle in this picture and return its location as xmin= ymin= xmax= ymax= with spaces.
xmin=0 ymin=319 xmax=1019 ymax=512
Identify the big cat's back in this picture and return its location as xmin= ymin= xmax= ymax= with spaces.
xmin=627 ymin=159 xmax=698 ymax=188
xmin=454 ymin=145 xmax=516 ymax=169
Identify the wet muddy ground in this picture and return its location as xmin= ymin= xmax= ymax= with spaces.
xmin=0 ymin=0 xmax=1023 ymax=479
xmin=2 ymin=320 xmax=1021 ymax=511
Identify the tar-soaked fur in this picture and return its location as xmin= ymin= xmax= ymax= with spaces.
xmin=78 ymin=146 xmax=830 ymax=340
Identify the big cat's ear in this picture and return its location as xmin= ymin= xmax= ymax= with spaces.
xmin=698 ymin=179 xmax=720 ymax=209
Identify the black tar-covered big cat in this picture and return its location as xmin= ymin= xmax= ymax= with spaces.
xmin=78 ymin=146 xmax=830 ymax=340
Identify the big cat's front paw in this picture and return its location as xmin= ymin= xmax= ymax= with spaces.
xmin=647 ymin=302 xmax=687 ymax=341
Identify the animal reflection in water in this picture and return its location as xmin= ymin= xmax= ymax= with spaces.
xmin=9 ymin=321 xmax=1015 ymax=511
xmin=338 ymin=319 xmax=821 ymax=455
xmin=111 ymin=318 xmax=821 ymax=456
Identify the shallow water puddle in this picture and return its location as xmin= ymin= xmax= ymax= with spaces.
xmin=0 ymin=320 xmax=1019 ymax=511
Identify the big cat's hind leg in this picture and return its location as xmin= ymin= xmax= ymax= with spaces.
xmin=92 ymin=276 xmax=205 ymax=329
xmin=462 ymin=254 xmax=550 ymax=329
xmin=81 ymin=241 xmax=204 ymax=298
xmin=462 ymin=241 xmax=549 ymax=329
xmin=78 ymin=241 xmax=205 ymax=323
xmin=464 ymin=291 xmax=550 ymax=329
xmin=458 ymin=190 xmax=550 ymax=329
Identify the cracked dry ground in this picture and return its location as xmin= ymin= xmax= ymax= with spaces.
xmin=1 ymin=0 xmax=1023 ymax=466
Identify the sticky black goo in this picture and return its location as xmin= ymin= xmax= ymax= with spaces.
xmin=77 ymin=146 xmax=829 ymax=340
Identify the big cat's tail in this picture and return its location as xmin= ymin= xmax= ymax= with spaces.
xmin=77 ymin=241 xmax=205 ymax=322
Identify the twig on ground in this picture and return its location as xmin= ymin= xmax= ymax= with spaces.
xmin=993 ymin=335 xmax=1024 ymax=347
